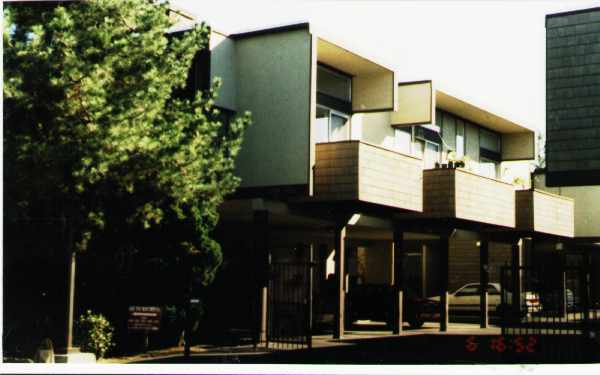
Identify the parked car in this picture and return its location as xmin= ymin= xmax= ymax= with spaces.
xmin=345 ymin=284 xmax=439 ymax=329
xmin=429 ymin=283 xmax=541 ymax=316
xmin=540 ymin=288 xmax=578 ymax=312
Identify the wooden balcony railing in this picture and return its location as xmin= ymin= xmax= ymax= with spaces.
xmin=422 ymin=168 xmax=516 ymax=228
xmin=516 ymin=189 xmax=574 ymax=237
xmin=314 ymin=141 xmax=423 ymax=212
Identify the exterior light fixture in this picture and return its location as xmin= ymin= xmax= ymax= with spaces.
xmin=348 ymin=214 xmax=361 ymax=226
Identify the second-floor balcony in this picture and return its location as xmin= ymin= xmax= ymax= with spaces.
xmin=421 ymin=167 xmax=516 ymax=228
xmin=516 ymin=189 xmax=575 ymax=238
xmin=313 ymin=141 xmax=423 ymax=212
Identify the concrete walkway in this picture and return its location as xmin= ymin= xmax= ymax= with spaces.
xmin=104 ymin=322 xmax=506 ymax=364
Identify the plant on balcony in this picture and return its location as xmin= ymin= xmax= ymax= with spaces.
xmin=447 ymin=151 xmax=470 ymax=170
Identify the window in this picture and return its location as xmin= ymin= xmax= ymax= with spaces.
xmin=479 ymin=156 xmax=500 ymax=179
xmin=330 ymin=113 xmax=350 ymax=142
xmin=317 ymin=65 xmax=351 ymax=102
xmin=455 ymin=285 xmax=479 ymax=297
xmin=480 ymin=128 xmax=501 ymax=153
xmin=315 ymin=106 xmax=350 ymax=143
xmin=487 ymin=284 xmax=501 ymax=295
xmin=456 ymin=119 xmax=465 ymax=158
xmin=424 ymin=141 xmax=440 ymax=169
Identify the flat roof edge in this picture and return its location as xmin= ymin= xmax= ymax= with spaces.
xmin=436 ymin=89 xmax=534 ymax=134
xmin=546 ymin=6 xmax=600 ymax=19
xmin=230 ymin=22 xmax=310 ymax=40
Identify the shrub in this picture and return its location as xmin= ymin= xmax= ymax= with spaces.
xmin=76 ymin=310 xmax=115 ymax=359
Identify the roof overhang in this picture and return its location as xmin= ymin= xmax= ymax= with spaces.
xmin=436 ymin=90 xmax=533 ymax=134
xmin=316 ymin=37 xmax=395 ymax=113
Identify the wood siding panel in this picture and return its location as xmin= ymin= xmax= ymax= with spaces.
xmin=422 ymin=169 xmax=515 ymax=227
xmin=314 ymin=141 xmax=423 ymax=211
xmin=314 ymin=142 xmax=360 ymax=201
xmin=516 ymin=190 xmax=575 ymax=237
xmin=454 ymin=170 xmax=515 ymax=227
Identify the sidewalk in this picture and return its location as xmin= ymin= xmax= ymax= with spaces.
xmin=102 ymin=322 xmax=504 ymax=364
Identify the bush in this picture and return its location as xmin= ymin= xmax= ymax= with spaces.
xmin=76 ymin=310 xmax=115 ymax=358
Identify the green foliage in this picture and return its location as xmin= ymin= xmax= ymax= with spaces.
xmin=4 ymin=0 xmax=250 ymax=284
xmin=76 ymin=310 xmax=114 ymax=358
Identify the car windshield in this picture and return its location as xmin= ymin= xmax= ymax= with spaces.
xmin=454 ymin=284 xmax=500 ymax=296
xmin=455 ymin=285 xmax=479 ymax=296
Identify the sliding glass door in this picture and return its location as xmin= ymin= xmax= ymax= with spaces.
xmin=315 ymin=106 xmax=350 ymax=143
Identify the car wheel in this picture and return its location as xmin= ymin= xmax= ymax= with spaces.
xmin=408 ymin=318 xmax=424 ymax=328
xmin=407 ymin=312 xmax=424 ymax=328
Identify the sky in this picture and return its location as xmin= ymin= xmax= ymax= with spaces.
xmin=172 ymin=0 xmax=600 ymax=132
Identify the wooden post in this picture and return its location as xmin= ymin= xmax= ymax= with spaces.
xmin=511 ymin=238 xmax=523 ymax=320
xmin=253 ymin=210 xmax=269 ymax=345
xmin=392 ymin=228 xmax=404 ymax=334
xmin=307 ymin=244 xmax=314 ymax=349
xmin=422 ymin=245 xmax=427 ymax=299
xmin=333 ymin=219 xmax=347 ymax=339
xmin=479 ymin=237 xmax=489 ymax=328
xmin=333 ymin=221 xmax=347 ymax=339
xmin=66 ymin=250 xmax=76 ymax=351
xmin=440 ymin=234 xmax=450 ymax=332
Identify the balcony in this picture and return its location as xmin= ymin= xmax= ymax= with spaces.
xmin=421 ymin=168 xmax=516 ymax=228
xmin=516 ymin=189 xmax=574 ymax=237
xmin=314 ymin=141 xmax=423 ymax=212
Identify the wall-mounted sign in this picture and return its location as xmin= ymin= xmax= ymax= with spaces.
xmin=127 ymin=306 xmax=161 ymax=332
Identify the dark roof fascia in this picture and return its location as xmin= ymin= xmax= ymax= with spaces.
xmin=230 ymin=22 xmax=309 ymax=40
xmin=546 ymin=6 xmax=600 ymax=19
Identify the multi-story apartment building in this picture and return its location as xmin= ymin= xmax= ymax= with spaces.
xmin=545 ymin=7 xmax=600 ymax=186
xmin=188 ymin=22 xmax=575 ymax=342
xmin=530 ymin=7 xmax=600 ymax=308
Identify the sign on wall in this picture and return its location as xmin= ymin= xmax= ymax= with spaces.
xmin=127 ymin=306 xmax=161 ymax=332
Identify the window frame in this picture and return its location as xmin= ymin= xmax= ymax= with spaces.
xmin=316 ymin=104 xmax=351 ymax=143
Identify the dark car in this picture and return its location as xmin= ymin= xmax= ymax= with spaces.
xmin=345 ymin=284 xmax=439 ymax=328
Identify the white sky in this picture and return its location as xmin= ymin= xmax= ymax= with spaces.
xmin=173 ymin=0 xmax=600 ymax=132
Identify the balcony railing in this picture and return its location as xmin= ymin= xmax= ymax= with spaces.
xmin=516 ymin=189 xmax=574 ymax=237
xmin=314 ymin=141 xmax=423 ymax=212
xmin=422 ymin=167 xmax=516 ymax=228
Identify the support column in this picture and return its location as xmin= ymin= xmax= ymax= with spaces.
xmin=392 ymin=228 xmax=404 ymax=334
xmin=422 ymin=245 xmax=428 ymax=299
xmin=511 ymin=238 xmax=523 ymax=321
xmin=307 ymin=244 xmax=314 ymax=349
xmin=439 ymin=234 xmax=450 ymax=332
xmin=333 ymin=218 xmax=348 ymax=339
xmin=253 ymin=210 xmax=269 ymax=344
xmin=66 ymin=251 xmax=76 ymax=351
xmin=479 ymin=237 xmax=489 ymax=328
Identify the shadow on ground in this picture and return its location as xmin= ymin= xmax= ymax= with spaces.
xmin=133 ymin=332 xmax=597 ymax=365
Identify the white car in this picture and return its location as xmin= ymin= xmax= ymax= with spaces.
xmin=430 ymin=283 xmax=541 ymax=315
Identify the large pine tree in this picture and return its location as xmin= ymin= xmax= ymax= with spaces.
xmin=4 ymin=0 xmax=250 ymax=293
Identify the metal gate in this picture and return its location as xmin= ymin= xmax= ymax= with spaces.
xmin=267 ymin=261 xmax=313 ymax=350
xmin=500 ymin=265 xmax=600 ymax=362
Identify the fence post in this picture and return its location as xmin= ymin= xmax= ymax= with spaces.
xmin=307 ymin=245 xmax=314 ymax=349
xmin=581 ymin=250 xmax=591 ymax=361
xmin=511 ymin=239 xmax=523 ymax=322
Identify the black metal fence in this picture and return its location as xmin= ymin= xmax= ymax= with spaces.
xmin=267 ymin=262 xmax=312 ymax=350
xmin=500 ymin=265 xmax=600 ymax=362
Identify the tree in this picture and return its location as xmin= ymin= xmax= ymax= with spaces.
xmin=4 ymin=0 xmax=250 ymax=291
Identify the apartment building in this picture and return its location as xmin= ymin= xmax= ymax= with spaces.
xmin=545 ymin=7 xmax=600 ymax=186
xmin=189 ymin=22 xmax=575 ymax=342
